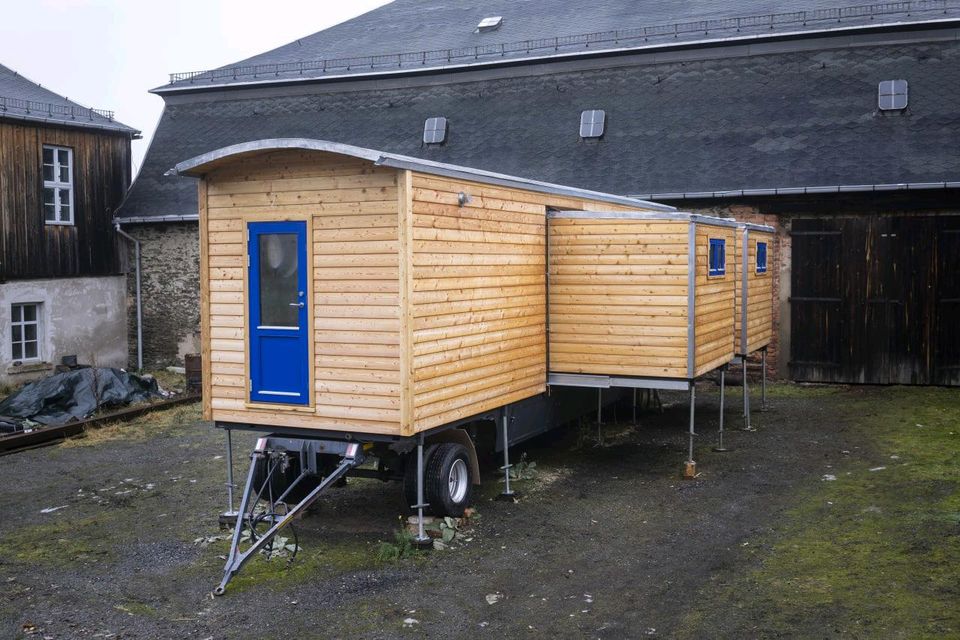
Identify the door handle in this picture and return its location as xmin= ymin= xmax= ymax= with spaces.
xmin=289 ymin=302 xmax=305 ymax=308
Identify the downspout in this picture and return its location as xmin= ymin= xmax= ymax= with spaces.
xmin=115 ymin=223 xmax=143 ymax=371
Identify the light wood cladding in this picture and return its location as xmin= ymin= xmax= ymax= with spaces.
xmin=735 ymin=228 xmax=775 ymax=355
xmin=694 ymin=224 xmax=736 ymax=376
xmin=548 ymin=218 xmax=690 ymax=378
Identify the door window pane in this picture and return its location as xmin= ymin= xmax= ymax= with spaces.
xmin=258 ymin=233 xmax=299 ymax=327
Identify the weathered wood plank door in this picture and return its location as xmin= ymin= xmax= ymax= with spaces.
xmin=790 ymin=215 xmax=959 ymax=386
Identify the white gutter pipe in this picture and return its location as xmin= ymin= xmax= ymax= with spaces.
xmin=114 ymin=223 xmax=143 ymax=371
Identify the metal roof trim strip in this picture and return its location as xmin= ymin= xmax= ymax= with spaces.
xmin=113 ymin=214 xmax=200 ymax=224
xmin=633 ymin=181 xmax=960 ymax=199
xmin=548 ymin=209 xmax=741 ymax=228
xmin=170 ymin=138 xmax=675 ymax=212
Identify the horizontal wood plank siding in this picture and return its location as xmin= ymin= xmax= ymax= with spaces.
xmin=735 ymin=229 xmax=775 ymax=355
xmin=694 ymin=224 xmax=736 ymax=376
xmin=202 ymin=150 xmax=402 ymax=433
xmin=548 ymin=218 xmax=689 ymax=378
xmin=409 ymin=174 xmax=549 ymax=430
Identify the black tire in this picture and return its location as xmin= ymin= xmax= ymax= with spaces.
xmin=402 ymin=444 xmax=437 ymax=511
xmin=424 ymin=443 xmax=474 ymax=517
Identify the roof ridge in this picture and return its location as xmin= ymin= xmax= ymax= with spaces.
xmin=162 ymin=0 xmax=958 ymax=88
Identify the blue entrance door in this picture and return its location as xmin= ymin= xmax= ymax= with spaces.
xmin=247 ymin=221 xmax=309 ymax=404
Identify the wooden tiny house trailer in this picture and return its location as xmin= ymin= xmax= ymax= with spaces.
xmin=734 ymin=224 xmax=776 ymax=357
xmin=548 ymin=211 xmax=738 ymax=380
xmin=173 ymin=138 xmax=763 ymax=592
xmin=174 ymin=139 xmax=671 ymax=439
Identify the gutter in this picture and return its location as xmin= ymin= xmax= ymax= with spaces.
xmin=114 ymin=223 xmax=143 ymax=371
xmin=112 ymin=214 xmax=199 ymax=224
xmin=632 ymin=181 xmax=960 ymax=201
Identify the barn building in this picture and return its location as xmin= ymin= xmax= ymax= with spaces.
xmin=115 ymin=0 xmax=960 ymax=385
xmin=0 ymin=64 xmax=139 ymax=385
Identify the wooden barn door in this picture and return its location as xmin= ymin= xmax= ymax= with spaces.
xmin=791 ymin=215 xmax=956 ymax=386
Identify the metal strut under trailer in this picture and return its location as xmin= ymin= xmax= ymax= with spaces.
xmin=215 ymin=437 xmax=365 ymax=595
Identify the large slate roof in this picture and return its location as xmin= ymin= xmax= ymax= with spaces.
xmin=117 ymin=37 xmax=960 ymax=221
xmin=157 ymin=0 xmax=960 ymax=91
xmin=0 ymin=63 xmax=138 ymax=135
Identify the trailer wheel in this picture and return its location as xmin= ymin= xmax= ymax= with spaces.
xmin=424 ymin=443 xmax=474 ymax=517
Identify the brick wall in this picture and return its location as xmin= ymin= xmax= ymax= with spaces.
xmin=123 ymin=222 xmax=200 ymax=369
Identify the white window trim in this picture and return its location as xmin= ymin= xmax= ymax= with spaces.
xmin=42 ymin=145 xmax=74 ymax=226
xmin=11 ymin=302 xmax=43 ymax=363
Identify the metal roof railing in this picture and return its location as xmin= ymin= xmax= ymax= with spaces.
xmin=0 ymin=95 xmax=115 ymax=121
xmin=167 ymin=0 xmax=958 ymax=85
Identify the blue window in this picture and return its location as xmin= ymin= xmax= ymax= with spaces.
xmin=756 ymin=241 xmax=768 ymax=274
xmin=709 ymin=238 xmax=726 ymax=276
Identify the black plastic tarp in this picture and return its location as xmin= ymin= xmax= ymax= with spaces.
xmin=0 ymin=368 xmax=159 ymax=428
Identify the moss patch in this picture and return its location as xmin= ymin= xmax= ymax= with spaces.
xmin=0 ymin=516 xmax=112 ymax=567
xmin=679 ymin=386 xmax=960 ymax=638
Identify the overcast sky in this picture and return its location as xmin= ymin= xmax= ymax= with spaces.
xmin=0 ymin=0 xmax=391 ymax=173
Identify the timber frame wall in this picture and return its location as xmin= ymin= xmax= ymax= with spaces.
xmin=734 ymin=224 xmax=775 ymax=356
xmin=196 ymin=148 xmax=654 ymax=437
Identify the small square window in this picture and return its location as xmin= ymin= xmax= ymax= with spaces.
xmin=878 ymin=80 xmax=908 ymax=110
xmin=423 ymin=117 xmax=447 ymax=144
xmin=709 ymin=238 xmax=726 ymax=277
xmin=10 ymin=302 xmax=42 ymax=362
xmin=756 ymin=242 xmax=768 ymax=274
xmin=580 ymin=110 xmax=605 ymax=138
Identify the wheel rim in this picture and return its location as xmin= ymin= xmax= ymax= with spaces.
xmin=447 ymin=458 xmax=469 ymax=503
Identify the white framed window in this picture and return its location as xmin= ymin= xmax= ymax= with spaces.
xmin=42 ymin=145 xmax=74 ymax=225
xmin=423 ymin=117 xmax=447 ymax=144
xmin=878 ymin=80 xmax=908 ymax=111
xmin=11 ymin=303 xmax=42 ymax=362
xmin=580 ymin=110 xmax=606 ymax=138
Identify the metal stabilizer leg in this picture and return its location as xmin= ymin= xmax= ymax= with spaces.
xmin=714 ymin=366 xmax=732 ymax=452
xmin=497 ymin=406 xmax=519 ymax=501
xmin=214 ymin=440 xmax=364 ymax=596
xmin=761 ymin=348 xmax=768 ymax=412
xmin=684 ymin=383 xmax=698 ymax=479
xmin=411 ymin=435 xmax=432 ymax=549
xmin=741 ymin=356 xmax=755 ymax=431
xmin=219 ymin=429 xmax=239 ymax=528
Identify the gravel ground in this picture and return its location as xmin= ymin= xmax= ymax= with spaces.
xmin=1 ymin=382 xmax=955 ymax=639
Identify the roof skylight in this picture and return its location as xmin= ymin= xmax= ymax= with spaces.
xmin=878 ymin=80 xmax=908 ymax=110
xmin=580 ymin=110 xmax=606 ymax=138
xmin=423 ymin=117 xmax=447 ymax=144
xmin=476 ymin=16 xmax=503 ymax=32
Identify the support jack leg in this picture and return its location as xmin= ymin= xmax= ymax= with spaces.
xmin=497 ymin=406 xmax=520 ymax=501
xmin=714 ymin=366 xmax=732 ymax=452
xmin=684 ymin=383 xmax=698 ymax=479
xmin=411 ymin=435 xmax=432 ymax=549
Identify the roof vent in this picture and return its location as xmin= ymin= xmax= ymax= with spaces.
xmin=878 ymin=79 xmax=908 ymax=110
xmin=580 ymin=110 xmax=606 ymax=138
xmin=423 ymin=116 xmax=447 ymax=144
xmin=476 ymin=16 xmax=503 ymax=32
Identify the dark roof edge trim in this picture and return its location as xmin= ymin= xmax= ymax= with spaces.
xmin=0 ymin=111 xmax=141 ymax=136
xmin=170 ymin=138 xmax=676 ymax=212
xmin=634 ymin=181 xmax=960 ymax=200
xmin=151 ymin=17 xmax=960 ymax=95
xmin=114 ymin=214 xmax=199 ymax=224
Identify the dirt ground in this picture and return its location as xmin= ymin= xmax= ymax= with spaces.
xmin=1 ymin=383 xmax=957 ymax=639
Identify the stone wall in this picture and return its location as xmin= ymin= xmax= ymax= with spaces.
xmin=122 ymin=222 xmax=200 ymax=369
xmin=1 ymin=276 xmax=128 ymax=385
